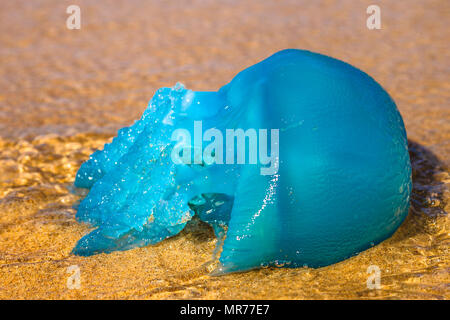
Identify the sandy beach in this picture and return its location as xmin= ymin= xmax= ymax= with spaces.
xmin=0 ymin=0 xmax=449 ymax=299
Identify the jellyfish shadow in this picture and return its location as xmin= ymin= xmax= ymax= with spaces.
xmin=391 ymin=139 xmax=448 ymax=243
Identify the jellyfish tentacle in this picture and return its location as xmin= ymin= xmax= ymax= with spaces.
xmin=75 ymin=86 xmax=189 ymax=189
xmin=73 ymin=151 xmax=195 ymax=256
xmin=74 ymin=141 xmax=241 ymax=256
xmin=73 ymin=89 xmax=233 ymax=256
xmin=75 ymin=133 xmax=171 ymax=226
xmin=72 ymin=187 xmax=193 ymax=256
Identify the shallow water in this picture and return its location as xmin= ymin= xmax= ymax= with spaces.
xmin=0 ymin=0 xmax=448 ymax=299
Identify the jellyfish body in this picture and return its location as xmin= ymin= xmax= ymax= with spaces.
xmin=73 ymin=49 xmax=411 ymax=273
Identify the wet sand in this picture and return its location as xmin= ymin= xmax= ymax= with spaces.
xmin=0 ymin=0 xmax=449 ymax=299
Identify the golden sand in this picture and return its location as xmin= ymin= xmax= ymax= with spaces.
xmin=0 ymin=0 xmax=449 ymax=299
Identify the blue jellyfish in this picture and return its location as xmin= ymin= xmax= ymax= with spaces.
xmin=73 ymin=49 xmax=411 ymax=273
